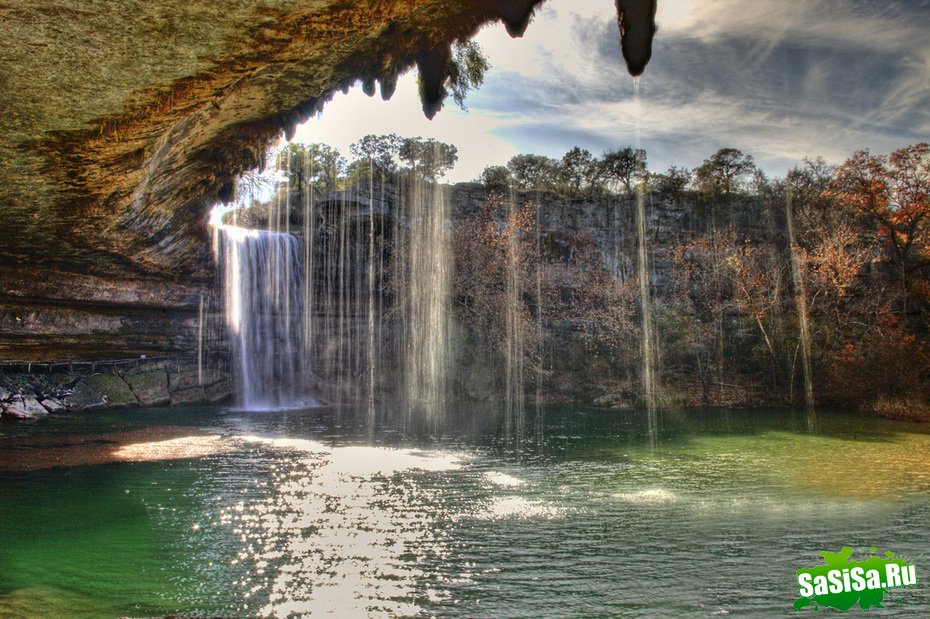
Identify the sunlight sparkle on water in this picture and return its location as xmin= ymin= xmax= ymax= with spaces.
xmin=222 ymin=437 xmax=467 ymax=617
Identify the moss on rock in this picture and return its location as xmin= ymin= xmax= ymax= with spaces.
xmin=64 ymin=374 xmax=139 ymax=410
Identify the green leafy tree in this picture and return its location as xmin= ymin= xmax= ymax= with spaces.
xmin=507 ymin=154 xmax=559 ymax=191
xmin=276 ymin=142 xmax=346 ymax=196
xmin=600 ymin=147 xmax=647 ymax=195
xmin=349 ymin=134 xmax=401 ymax=174
xmin=480 ymin=165 xmax=513 ymax=191
xmin=559 ymin=147 xmax=599 ymax=195
xmin=446 ymin=41 xmax=490 ymax=110
xmin=694 ymin=148 xmax=757 ymax=197
xmin=417 ymin=40 xmax=491 ymax=117
xmin=398 ymin=137 xmax=458 ymax=180
xmin=649 ymin=166 xmax=691 ymax=198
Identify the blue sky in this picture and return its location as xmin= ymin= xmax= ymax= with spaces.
xmin=294 ymin=0 xmax=930 ymax=182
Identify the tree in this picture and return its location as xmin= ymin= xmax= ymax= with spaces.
xmin=446 ymin=41 xmax=491 ymax=110
xmin=507 ymin=154 xmax=559 ymax=191
xmin=600 ymin=147 xmax=647 ymax=195
xmin=694 ymin=148 xmax=757 ymax=197
xmin=451 ymin=195 xmax=541 ymax=374
xmin=276 ymin=142 xmax=346 ymax=196
xmin=783 ymin=157 xmax=838 ymax=235
xmin=831 ymin=143 xmax=930 ymax=312
xmin=558 ymin=147 xmax=599 ymax=195
xmin=649 ymin=166 xmax=691 ymax=198
xmin=397 ymin=137 xmax=458 ymax=179
xmin=349 ymin=134 xmax=401 ymax=174
xmin=670 ymin=228 xmax=740 ymax=401
xmin=480 ymin=165 xmax=513 ymax=191
xmin=417 ymin=40 xmax=491 ymax=117
xmin=724 ymin=237 xmax=786 ymax=394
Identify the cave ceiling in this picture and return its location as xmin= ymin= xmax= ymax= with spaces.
xmin=0 ymin=0 xmax=655 ymax=283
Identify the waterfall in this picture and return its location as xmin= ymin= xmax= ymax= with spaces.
xmin=217 ymin=224 xmax=307 ymax=410
xmin=635 ymin=186 xmax=657 ymax=437
xmin=504 ymin=190 xmax=526 ymax=444
xmin=401 ymin=173 xmax=452 ymax=432
xmin=633 ymin=77 xmax=658 ymax=442
xmin=785 ymin=194 xmax=817 ymax=430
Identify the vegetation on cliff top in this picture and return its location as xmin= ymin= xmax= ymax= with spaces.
xmin=241 ymin=137 xmax=930 ymax=417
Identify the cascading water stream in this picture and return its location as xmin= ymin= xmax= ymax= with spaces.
xmin=785 ymin=193 xmax=817 ymax=430
xmin=215 ymin=221 xmax=308 ymax=410
xmin=401 ymin=170 xmax=452 ymax=433
xmin=633 ymin=77 xmax=658 ymax=443
xmin=504 ymin=189 xmax=526 ymax=445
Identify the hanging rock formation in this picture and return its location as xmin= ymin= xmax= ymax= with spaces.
xmin=615 ymin=0 xmax=658 ymax=76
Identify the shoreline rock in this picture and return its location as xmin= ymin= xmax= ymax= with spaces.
xmin=0 ymin=359 xmax=233 ymax=420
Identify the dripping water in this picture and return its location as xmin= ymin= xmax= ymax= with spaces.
xmin=785 ymin=193 xmax=817 ymax=430
xmin=633 ymin=76 xmax=658 ymax=444
xmin=534 ymin=191 xmax=546 ymax=446
xmin=503 ymin=187 xmax=526 ymax=445
xmin=197 ymin=292 xmax=204 ymax=386
xmin=367 ymin=158 xmax=377 ymax=432
xmin=401 ymin=165 xmax=452 ymax=434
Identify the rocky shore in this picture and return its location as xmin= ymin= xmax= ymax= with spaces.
xmin=0 ymin=358 xmax=232 ymax=420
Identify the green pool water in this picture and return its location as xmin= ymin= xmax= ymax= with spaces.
xmin=1 ymin=406 xmax=928 ymax=617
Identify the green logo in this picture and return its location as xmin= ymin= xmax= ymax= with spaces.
xmin=795 ymin=547 xmax=918 ymax=611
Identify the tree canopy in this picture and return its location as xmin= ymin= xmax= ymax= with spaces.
xmin=694 ymin=148 xmax=757 ymax=197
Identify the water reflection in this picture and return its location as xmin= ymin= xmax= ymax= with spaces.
xmin=2 ymin=407 xmax=930 ymax=617
xmin=222 ymin=436 xmax=465 ymax=617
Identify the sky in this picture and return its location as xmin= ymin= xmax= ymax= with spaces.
xmin=293 ymin=0 xmax=930 ymax=183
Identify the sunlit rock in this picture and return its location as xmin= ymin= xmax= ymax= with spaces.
xmin=3 ymin=395 xmax=48 ymax=419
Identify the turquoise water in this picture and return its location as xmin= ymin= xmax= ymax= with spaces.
xmin=1 ymin=406 xmax=928 ymax=617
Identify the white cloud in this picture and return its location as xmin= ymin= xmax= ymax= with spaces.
xmin=292 ymin=0 xmax=930 ymax=181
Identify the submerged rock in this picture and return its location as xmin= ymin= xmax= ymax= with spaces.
xmin=167 ymin=367 xmax=233 ymax=405
xmin=39 ymin=398 xmax=66 ymax=413
xmin=168 ymin=367 xmax=227 ymax=393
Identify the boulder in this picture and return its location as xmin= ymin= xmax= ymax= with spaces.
xmin=170 ymin=386 xmax=206 ymax=406
xmin=204 ymin=378 xmax=233 ymax=404
xmin=463 ymin=363 xmax=497 ymax=401
xmin=64 ymin=374 xmax=138 ymax=410
xmin=40 ymin=398 xmax=66 ymax=413
xmin=4 ymin=395 xmax=48 ymax=419
xmin=123 ymin=370 xmax=170 ymax=406
xmin=168 ymin=368 xmax=227 ymax=393
xmin=593 ymin=386 xmax=637 ymax=409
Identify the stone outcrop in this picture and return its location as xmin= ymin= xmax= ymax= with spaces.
xmin=0 ymin=359 xmax=233 ymax=419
